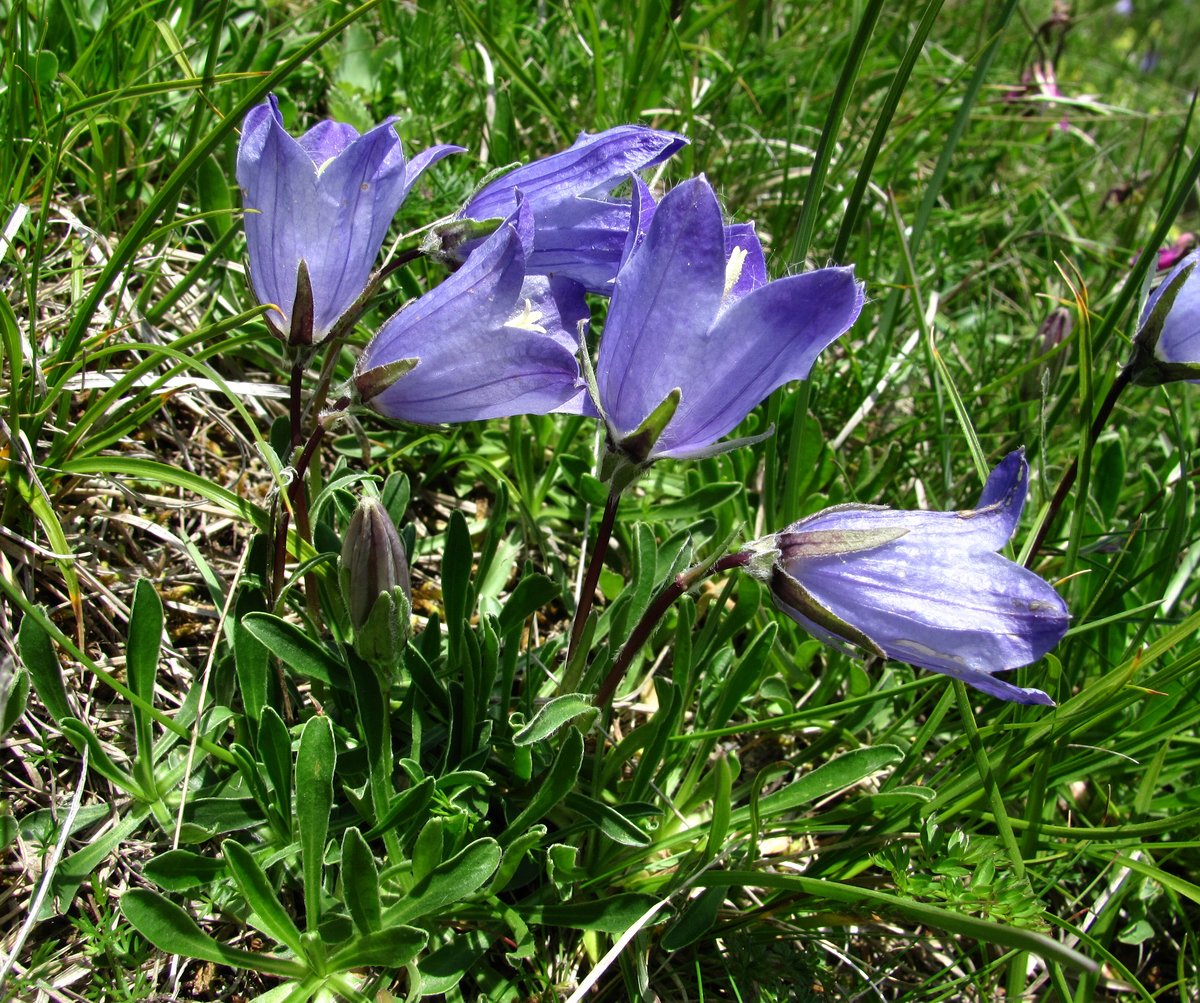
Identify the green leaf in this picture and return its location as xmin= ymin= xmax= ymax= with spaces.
xmin=328 ymin=924 xmax=427 ymax=971
xmin=143 ymin=849 xmax=226 ymax=891
xmin=652 ymin=482 xmax=742 ymax=521
xmin=563 ymin=792 xmax=651 ymax=847
xmin=501 ymin=727 xmax=584 ymax=846
xmin=497 ymin=574 xmax=559 ymax=637
xmin=416 ymin=928 xmax=492 ymax=996
xmin=234 ymin=614 xmax=269 ymax=730
xmin=364 ymin=778 xmax=434 ymax=841
xmin=257 ymin=707 xmax=294 ymax=835
xmin=60 ymin=718 xmax=141 ymax=797
xmin=2 ymin=662 xmax=29 ymax=737
xmin=661 ymin=886 xmax=725 ymax=952
xmin=18 ymin=611 xmax=72 ymax=724
xmin=512 ymin=694 xmax=598 ymax=746
xmin=442 ymin=509 xmax=473 ymax=666
xmin=296 ymin=716 xmax=335 ymax=932
xmin=121 ymin=889 xmax=305 ymax=978
xmin=340 ymin=828 xmax=381 ymax=935
xmin=487 ymin=824 xmax=546 ymax=896
xmin=222 ymin=839 xmax=306 ymax=957
xmin=128 ymin=579 xmax=164 ymax=796
xmin=523 ymin=893 xmax=661 ymax=933
xmin=384 ymin=838 xmax=502 ymax=925
xmin=242 ymin=612 xmax=349 ymax=689
xmin=757 ymin=746 xmax=904 ymax=817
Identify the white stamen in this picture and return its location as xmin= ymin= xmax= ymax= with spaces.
xmin=724 ymin=246 xmax=748 ymax=299
xmin=508 ymin=298 xmax=547 ymax=333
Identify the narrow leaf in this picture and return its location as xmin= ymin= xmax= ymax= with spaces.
xmin=121 ymin=889 xmax=305 ymax=978
xmin=296 ymin=716 xmax=335 ymax=932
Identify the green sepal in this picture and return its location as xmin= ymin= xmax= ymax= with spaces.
xmin=615 ymin=386 xmax=681 ymax=466
xmin=1129 ymin=259 xmax=1200 ymax=386
xmin=353 ymin=586 xmax=412 ymax=674
xmin=777 ymin=526 xmax=909 ymax=559
xmin=288 ymin=258 xmax=315 ymax=347
xmin=423 ymin=215 xmax=505 ymax=261
xmin=770 ymin=566 xmax=886 ymax=659
xmin=353 ymin=357 xmax=420 ymax=405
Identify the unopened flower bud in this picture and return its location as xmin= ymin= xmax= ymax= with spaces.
xmin=339 ymin=497 xmax=412 ymax=670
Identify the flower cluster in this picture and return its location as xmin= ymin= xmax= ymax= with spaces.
xmin=238 ymin=96 xmax=1070 ymax=704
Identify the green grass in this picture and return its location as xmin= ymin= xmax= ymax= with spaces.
xmin=3 ymin=0 xmax=1200 ymax=999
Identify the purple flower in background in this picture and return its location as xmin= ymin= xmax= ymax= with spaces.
xmin=432 ymin=125 xmax=687 ymax=293
xmin=754 ymin=450 xmax=1069 ymax=705
xmin=588 ymin=176 xmax=863 ymax=473
xmin=353 ymin=198 xmax=586 ymax=424
xmin=237 ymin=95 xmax=462 ymax=344
xmin=1129 ymin=249 xmax=1200 ymax=385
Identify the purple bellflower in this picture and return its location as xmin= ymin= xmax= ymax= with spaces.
xmin=237 ymin=95 xmax=462 ymax=345
xmin=749 ymin=450 xmax=1069 ymax=705
xmin=1129 ymin=249 xmax=1200 ymax=385
xmin=353 ymin=197 xmax=587 ymax=424
xmin=431 ymin=125 xmax=687 ymax=294
xmin=585 ymin=176 xmax=863 ymax=484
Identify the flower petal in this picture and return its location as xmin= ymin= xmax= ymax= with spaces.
xmin=789 ymin=449 xmax=1028 ymax=554
xmin=651 ymin=264 xmax=864 ymax=459
xmin=297 ymin=119 xmax=361 ymax=166
xmin=358 ymin=206 xmax=583 ymax=424
xmin=1144 ymin=249 xmax=1200 ymax=365
xmin=464 ymin=125 xmax=688 ymax=220
xmin=596 ymin=176 xmax=727 ymax=441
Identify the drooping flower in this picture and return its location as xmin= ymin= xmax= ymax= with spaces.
xmin=587 ymin=176 xmax=863 ymax=480
xmin=237 ymin=95 xmax=462 ymax=345
xmin=353 ymin=197 xmax=586 ymax=424
xmin=429 ymin=125 xmax=687 ymax=293
xmin=750 ymin=450 xmax=1069 ymax=705
xmin=1129 ymin=249 xmax=1200 ymax=385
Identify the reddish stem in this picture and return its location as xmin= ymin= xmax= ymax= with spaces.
xmin=569 ymin=490 xmax=620 ymax=661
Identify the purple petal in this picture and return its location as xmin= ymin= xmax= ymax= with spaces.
xmin=236 ymin=96 xmax=461 ymax=342
xmin=304 ymin=119 xmax=410 ymax=337
xmin=297 ymin=119 xmax=362 ymax=165
xmin=596 ymin=176 xmax=727 ymax=441
xmin=403 ymin=143 xmax=467 ymax=199
xmin=790 ymin=449 xmax=1028 ymax=554
xmin=464 ymin=125 xmax=688 ymax=220
xmin=651 ymin=264 xmax=864 ymax=459
xmin=769 ymin=450 xmax=1067 ymax=705
xmin=723 ymin=223 xmax=767 ymax=298
xmin=357 ymin=208 xmax=583 ymax=424
xmin=1143 ymin=249 xmax=1200 ymax=365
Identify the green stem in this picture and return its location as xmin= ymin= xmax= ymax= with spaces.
xmin=953 ymin=680 xmax=1025 ymax=881
xmin=1026 ymin=365 xmax=1131 ymax=565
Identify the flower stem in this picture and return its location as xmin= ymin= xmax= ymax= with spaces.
xmin=569 ymin=489 xmax=620 ymax=661
xmin=289 ymin=358 xmax=305 ymax=450
xmin=593 ymin=550 xmax=752 ymax=708
xmin=1025 ymin=364 xmax=1131 ymax=565
xmin=270 ymin=396 xmax=351 ymax=605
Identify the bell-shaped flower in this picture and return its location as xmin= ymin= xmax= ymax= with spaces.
xmin=353 ymin=197 xmax=587 ymax=424
xmin=237 ymin=95 xmax=463 ymax=345
xmin=430 ymin=125 xmax=687 ymax=294
xmin=1129 ymin=249 xmax=1200 ymax=385
xmin=751 ymin=450 xmax=1069 ymax=705
xmin=588 ymin=176 xmax=863 ymax=481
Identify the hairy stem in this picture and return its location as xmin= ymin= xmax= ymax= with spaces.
xmin=569 ymin=489 xmax=620 ymax=661
xmin=593 ymin=550 xmax=753 ymax=708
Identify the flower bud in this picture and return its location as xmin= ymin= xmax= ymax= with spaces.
xmin=339 ymin=497 xmax=412 ymax=671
